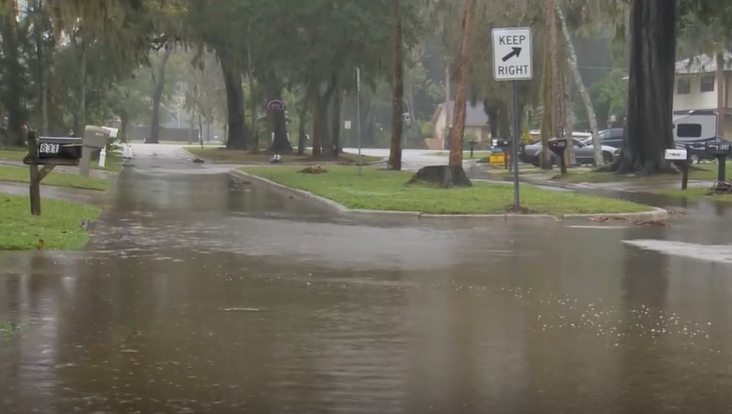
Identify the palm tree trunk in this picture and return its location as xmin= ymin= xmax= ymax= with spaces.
xmin=388 ymin=0 xmax=404 ymax=170
xmin=77 ymin=29 xmax=87 ymax=137
xmin=539 ymin=0 xmax=557 ymax=170
xmin=448 ymin=0 xmax=478 ymax=167
xmin=331 ymin=77 xmax=343 ymax=156
xmin=557 ymin=6 xmax=602 ymax=165
xmin=33 ymin=0 xmax=48 ymax=135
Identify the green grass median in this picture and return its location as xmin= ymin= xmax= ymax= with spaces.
xmin=243 ymin=166 xmax=652 ymax=216
xmin=0 ymin=165 xmax=110 ymax=191
xmin=0 ymin=193 xmax=101 ymax=250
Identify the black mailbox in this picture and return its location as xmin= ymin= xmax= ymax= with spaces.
xmin=25 ymin=137 xmax=83 ymax=166
xmin=492 ymin=139 xmax=511 ymax=148
xmin=548 ymin=138 xmax=568 ymax=174
xmin=705 ymin=142 xmax=731 ymax=156
xmin=705 ymin=141 xmax=731 ymax=182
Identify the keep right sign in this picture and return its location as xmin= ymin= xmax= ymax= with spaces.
xmin=491 ymin=27 xmax=533 ymax=82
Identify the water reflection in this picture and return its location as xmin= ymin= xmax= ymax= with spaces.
xmin=4 ymin=160 xmax=732 ymax=412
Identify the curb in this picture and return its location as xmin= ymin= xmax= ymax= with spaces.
xmin=230 ymin=170 xmax=348 ymax=213
xmin=231 ymin=169 xmax=668 ymax=223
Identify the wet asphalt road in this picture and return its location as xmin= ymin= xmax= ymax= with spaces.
xmin=2 ymin=145 xmax=732 ymax=413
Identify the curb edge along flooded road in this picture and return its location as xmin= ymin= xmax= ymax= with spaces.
xmin=3 ymin=145 xmax=732 ymax=414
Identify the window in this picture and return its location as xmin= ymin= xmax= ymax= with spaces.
xmin=677 ymin=78 xmax=691 ymax=94
xmin=700 ymin=75 xmax=715 ymax=93
xmin=677 ymin=123 xmax=702 ymax=138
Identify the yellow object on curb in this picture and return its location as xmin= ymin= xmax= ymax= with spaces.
xmin=489 ymin=153 xmax=505 ymax=166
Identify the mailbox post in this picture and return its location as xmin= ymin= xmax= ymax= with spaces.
xmin=548 ymin=138 xmax=568 ymax=175
xmin=22 ymin=127 xmax=84 ymax=216
xmin=79 ymin=126 xmax=111 ymax=177
xmin=468 ymin=140 xmax=477 ymax=158
xmin=664 ymin=148 xmax=689 ymax=190
xmin=705 ymin=142 xmax=732 ymax=183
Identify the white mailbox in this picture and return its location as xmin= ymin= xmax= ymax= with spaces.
xmin=664 ymin=149 xmax=688 ymax=161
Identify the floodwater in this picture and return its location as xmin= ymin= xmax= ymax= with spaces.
xmin=3 ymin=146 xmax=732 ymax=413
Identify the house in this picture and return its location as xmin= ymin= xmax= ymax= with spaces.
xmin=673 ymin=52 xmax=732 ymax=138
xmin=431 ymin=101 xmax=490 ymax=148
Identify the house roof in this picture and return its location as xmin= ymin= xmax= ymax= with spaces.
xmin=432 ymin=101 xmax=490 ymax=127
xmin=675 ymin=51 xmax=732 ymax=75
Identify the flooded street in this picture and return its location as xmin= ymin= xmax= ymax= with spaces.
xmin=3 ymin=146 xmax=732 ymax=413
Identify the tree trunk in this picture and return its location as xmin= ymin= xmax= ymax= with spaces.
xmin=557 ymin=6 xmax=601 ymax=165
xmin=498 ymin=104 xmax=511 ymax=142
xmin=0 ymin=3 xmax=26 ymax=145
xmin=312 ymin=94 xmax=323 ymax=156
xmin=555 ymin=32 xmax=573 ymax=164
xmin=149 ymin=43 xmax=173 ymax=144
xmin=609 ymin=0 xmax=677 ymax=174
xmin=447 ymin=0 xmax=478 ymax=167
xmin=120 ymin=112 xmax=129 ymax=143
xmin=247 ymin=38 xmax=259 ymax=153
xmin=250 ymin=88 xmax=258 ymax=153
xmin=298 ymin=105 xmax=308 ymax=155
xmin=388 ymin=0 xmax=404 ymax=170
xmin=484 ymin=101 xmax=499 ymax=139
xmin=198 ymin=113 xmax=204 ymax=146
xmin=539 ymin=0 xmax=558 ymax=169
xmin=34 ymin=0 xmax=48 ymax=135
xmin=331 ymin=77 xmax=343 ymax=156
xmin=220 ymin=53 xmax=247 ymax=149
xmin=313 ymin=82 xmax=335 ymax=156
xmin=562 ymin=54 xmax=575 ymax=165
xmin=717 ymin=51 xmax=726 ymax=138
xmin=77 ymin=30 xmax=87 ymax=137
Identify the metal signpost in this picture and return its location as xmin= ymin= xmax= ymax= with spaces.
xmin=491 ymin=27 xmax=533 ymax=210
xmin=356 ymin=68 xmax=362 ymax=176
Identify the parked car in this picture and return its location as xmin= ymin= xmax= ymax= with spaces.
xmin=519 ymin=138 xmax=616 ymax=166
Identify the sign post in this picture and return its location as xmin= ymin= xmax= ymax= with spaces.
xmin=356 ymin=68 xmax=362 ymax=176
xmin=665 ymin=149 xmax=689 ymax=190
xmin=491 ymin=27 xmax=533 ymax=211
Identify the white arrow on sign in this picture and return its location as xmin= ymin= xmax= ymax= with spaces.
xmin=491 ymin=27 xmax=533 ymax=82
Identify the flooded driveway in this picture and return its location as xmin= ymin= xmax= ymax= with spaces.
xmin=2 ymin=145 xmax=732 ymax=413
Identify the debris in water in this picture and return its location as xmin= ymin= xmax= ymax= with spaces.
xmin=222 ymin=308 xmax=265 ymax=312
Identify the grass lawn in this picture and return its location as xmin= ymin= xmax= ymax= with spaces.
xmin=0 ymin=165 xmax=110 ymax=191
xmin=0 ymin=193 xmax=101 ymax=250
xmin=186 ymin=147 xmax=382 ymax=164
xmin=656 ymin=187 xmax=732 ymax=202
xmin=243 ymin=165 xmax=652 ymax=216
xmin=0 ymin=147 xmax=123 ymax=173
xmin=554 ymin=163 xmax=729 ymax=184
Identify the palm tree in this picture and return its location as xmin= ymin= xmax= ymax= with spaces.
xmin=388 ymin=0 xmax=404 ymax=170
